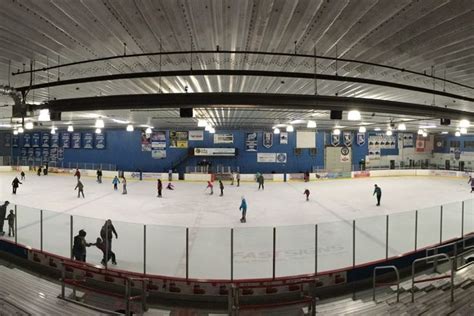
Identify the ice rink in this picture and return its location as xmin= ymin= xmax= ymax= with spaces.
xmin=1 ymin=171 xmax=473 ymax=280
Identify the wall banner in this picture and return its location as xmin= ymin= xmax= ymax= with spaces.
xmin=61 ymin=132 xmax=70 ymax=148
xmin=263 ymin=132 xmax=273 ymax=148
xmin=245 ymin=132 xmax=257 ymax=151
xmin=42 ymin=148 xmax=49 ymax=160
xmin=141 ymin=129 xmax=152 ymax=151
xmin=170 ymin=131 xmax=188 ymax=148
xmin=95 ymin=132 xmax=106 ymax=149
xmin=152 ymin=150 xmax=167 ymax=159
xmin=34 ymin=147 xmax=42 ymax=161
xmin=343 ymin=132 xmax=352 ymax=147
xmin=356 ymin=133 xmax=365 ymax=146
xmin=4 ymin=134 xmax=11 ymax=147
xmin=32 ymin=132 xmax=40 ymax=147
xmin=188 ymin=130 xmax=204 ymax=141
xmin=41 ymin=132 xmax=50 ymax=148
xmin=57 ymin=147 xmax=64 ymax=161
xmin=50 ymin=133 xmax=59 ymax=148
xmin=20 ymin=147 xmax=27 ymax=157
xmin=23 ymin=133 xmax=31 ymax=147
xmin=280 ymin=132 xmax=288 ymax=144
xmin=83 ymin=132 xmax=93 ymax=149
xmin=214 ymin=133 xmax=233 ymax=144
xmin=340 ymin=147 xmax=350 ymax=162
xmin=12 ymin=134 xmax=19 ymax=147
xmin=257 ymin=153 xmax=287 ymax=163
xmin=331 ymin=134 xmax=340 ymax=146
xmin=27 ymin=148 xmax=34 ymax=160
xmin=72 ymin=132 xmax=82 ymax=149
xmin=49 ymin=147 xmax=57 ymax=161
xmin=194 ymin=148 xmax=236 ymax=156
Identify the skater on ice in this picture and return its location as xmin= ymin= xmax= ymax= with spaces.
xmin=304 ymin=189 xmax=310 ymax=201
xmin=0 ymin=201 xmax=9 ymax=236
xmin=11 ymin=177 xmax=22 ymax=194
xmin=72 ymin=229 xmax=92 ymax=262
xmin=75 ymin=180 xmax=85 ymax=198
xmin=20 ymin=171 xmax=25 ymax=181
xmin=122 ymin=177 xmax=127 ymax=194
xmin=157 ymin=179 xmax=163 ymax=197
xmin=93 ymin=237 xmax=117 ymax=266
xmin=74 ymin=168 xmax=81 ymax=180
xmin=167 ymin=182 xmax=175 ymax=190
xmin=239 ymin=196 xmax=247 ymax=223
xmin=37 ymin=166 xmax=42 ymax=176
xmin=373 ymin=184 xmax=382 ymax=206
xmin=100 ymin=219 xmax=118 ymax=255
xmin=112 ymin=175 xmax=120 ymax=190
xmin=206 ymin=181 xmax=214 ymax=195
xmin=257 ymin=174 xmax=264 ymax=190
xmin=96 ymin=169 xmax=103 ymax=183
xmin=468 ymin=175 xmax=474 ymax=193
xmin=6 ymin=210 xmax=15 ymax=237
xmin=236 ymin=172 xmax=240 ymax=187
xmin=219 ymin=180 xmax=224 ymax=196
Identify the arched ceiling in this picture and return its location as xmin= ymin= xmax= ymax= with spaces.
xmin=0 ymin=0 xmax=473 ymax=132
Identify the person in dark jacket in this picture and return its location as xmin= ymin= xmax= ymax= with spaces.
xmin=304 ymin=189 xmax=310 ymax=201
xmin=12 ymin=177 xmax=22 ymax=194
xmin=75 ymin=180 xmax=85 ymax=198
xmin=258 ymin=174 xmax=264 ymax=190
xmin=219 ymin=180 xmax=224 ymax=197
xmin=93 ymin=237 xmax=117 ymax=265
xmin=20 ymin=171 xmax=25 ymax=181
xmin=0 ymin=201 xmax=9 ymax=236
xmin=72 ymin=229 xmax=91 ymax=262
xmin=373 ymin=184 xmax=382 ymax=206
xmin=6 ymin=210 xmax=15 ymax=237
xmin=74 ymin=168 xmax=81 ymax=180
xmin=96 ymin=169 xmax=103 ymax=183
xmin=37 ymin=166 xmax=42 ymax=176
xmin=100 ymin=219 xmax=118 ymax=254
xmin=157 ymin=179 xmax=163 ymax=197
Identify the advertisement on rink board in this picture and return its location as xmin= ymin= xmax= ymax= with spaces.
xmin=257 ymin=153 xmax=287 ymax=163
xmin=194 ymin=148 xmax=236 ymax=156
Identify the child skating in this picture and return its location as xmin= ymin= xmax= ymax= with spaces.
xmin=112 ymin=176 xmax=120 ymax=190
xmin=157 ymin=179 xmax=163 ymax=197
xmin=167 ymin=182 xmax=175 ymax=190
xmin=206 ymin=181 xmax=214 ymax=195
xmin=6 ymin=210 xmax=14 ymax=237
xmin=20 ymin=171 xmax=25 ymax=181
xmin=239 ymin=196 xmax=247 ymax=223
xmin=122 ymin=177 xmax=127 ymax=194
xmin=304 ymin=189 xmax=310 ymax=201
xmin=92 ymin=237 xmax=117 ymax=266
xmin=219 ymin=180 xmax=224 ymax=196
xmin=468 ymin=176 xmax=474 ymax=193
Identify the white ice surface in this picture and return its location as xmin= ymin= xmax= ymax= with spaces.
xmin=1 ymin=172 xmax=473 ymax=279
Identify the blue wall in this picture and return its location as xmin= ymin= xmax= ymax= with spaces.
xmin=10 ymin=129 xmax=375 ymax=173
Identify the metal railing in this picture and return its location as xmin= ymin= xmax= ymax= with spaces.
xmin=125 ymin=277 xmax=149 ymax=316
xmin=373 ymin=265 xmax=400 ymax=302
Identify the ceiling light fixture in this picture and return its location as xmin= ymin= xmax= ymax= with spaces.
xmin=95 ymin=119 xmax=104 ymax=128
xmin=307 ymin=120 xmax=317 ymax=128
xmin=333 ymin=128 xmax=341 ymax=135
xmin=38 ymin=109 xmax=50 ymax=122
xmin=460 ymin=119 xmax=470 ymax=128
xmin=197 ymin=119 xmax=207 ymax=127
xmin=417 ymin=129 xmax=423 ymax=135
xmin=205 ymin=125 xmax=212 ymax=131
xmin=209 ymin=127 xmax=216 ymax=134
xmin=50 ymin=127 xmax=56 ymax=134
xmin=25 ymin=122 xmax=34 ymax=130
xmin=422 ymin=132 xmax=428 ymax=137
xmin=18 ymin=127 xmax=24 ymax=133
xmin=273 ymin=127 xmax=281 ymax=134
xmin=359 ymin=126 xmax=366 ymax=133
xmin=95 ymin=128 xmax=102 ymax=134
xmin=67 ymin=125 xmax=74 ymax=132
xmin=386 ymin=130 xmax=393 ymax=136
xmin=397 ymin=123 xmax=406 ymax=131
xmin=460 ymin=127 xmax=468 ymax=134
xmin=347 ymin=110 xmax=361 ymax=121
xmin=455 ymin=131 xmax=461 ymax=137
xmin=145 ymin=127 xmax=152 ymax=134
xmin=126 ymin=124 xmax=134 ymax=132
xmin=374 ymin=127 xmax=381 ymax=131
xmin=13 ymin=130 xmax=18 ymax=135
xmin=286 ymin=125 xmax=294 ymax=132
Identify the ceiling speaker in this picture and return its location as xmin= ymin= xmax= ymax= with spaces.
xmin=180 ymin=108 xmax=194 ymax=118
xmin=330 ymin=110 xmax=342 ymax=120
xmin=440 ymin=118 xmax=451 ymax=126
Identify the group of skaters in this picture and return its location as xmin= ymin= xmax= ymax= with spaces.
xmin=73 ymin=168 xmax=129 ymax=198
xmin=0 ymin=201 xmax=14 ymax=237
xmin=72 ymin=219 xmax=118 ymax=266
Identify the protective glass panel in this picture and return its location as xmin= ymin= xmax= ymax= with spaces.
xmin=16 ymin=205 xmax=40 ymax=249
xmin=43 ymin=210 xmax=71 ymax=258
xmin=388 ymin=211 xmax=416 ymax=257
xmin=442 ymin=201 xmax=462 ymax=242
xmin=355 ymin=215 xmax=386 ymax=265
xmin=318 ymin=220 xmax=353 ymax=272
xmin=417 ymin=206 xmax=441 ymax=249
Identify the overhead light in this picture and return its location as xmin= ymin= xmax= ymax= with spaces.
xmin=290 ymin=119 xmax=305 ymax=124
xmin=13 ymin=130 xmax=18 ymax=135
xmin=460 ymin=127 xmax=468 ymax=134
xmin=205 ymin=125 xmax=212 ymax=131
xmin=417 ymin=129 xmax=423 ymax=135
xmin=126 ymin=124 xmax=134 ymax=132
xmin=112 ymin=119 xmax=129 ymax=124
xmin=397 ymin=123 xmax=406 ymax=131
xmin=95 ymin=119 xmax=104 ymax=128
xmin=273 ymin=127 xmax=281 ymax=134
xmin=455 ymin=131 xmax=461 ymax=137
xmin=286 ymin=125 xmax=294 ymax=132
xmin=440 ymin=131 xmax=448 ymax=134
xmin=347 ymin=110 xmax=361 ymax=121
xmin=95 ymin=128 xmax=102 ymax=134
xmin=374 ymin=127 xmax=381 ymax=131
xmin=145 ymin=127 xmax=152 ymax=134
xmin=50 ymin=127 xmax=56 ymax=134
xmin=422 ymin=132 xmax=428 ymax=137
xmin=197 ymin=119 xmax=207 ymax=127
xmin=333 ymin=128 xmax=341 ymax=135
xmin=38 ymin=109 xmax=50 ymax=122
xmin=307 ymin=120 xmax=317 ymax=128
xmin=460 ymin=119 xmax=470 ymax=128
xmin=67 ymin=125 xmax=74 ymax=132
xmin=25 ymin=122 xmax=34 ymax=130
xmin=209 ymin=127 xmax=215 ymax=134
xmin=18 ymin=127 xmax=24 ymax=133
xmin=358 ymin=126 xmax=366 ymax=133
xmin=386 ymin=130 xmax=393 ymax=136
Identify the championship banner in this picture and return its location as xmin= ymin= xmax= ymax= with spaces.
xmin=27 ymin=147 xmax=34 ymax=160
xmin=20 ymin=147 xmax=27 ymax=157
xmin=245 ymin=132 xmax=257 ymax=151
xmin=41 ymin=132 xmax=50 ymax=148
xmin=280 ymin=132 xmax=288 ymax=144
xmin=23 ymin=133 xmax=31 ymax=147
xmin=49 ymin=147 xmax=57 ymax=161
xmin=34 ymin=147 xmax=42 ymax=161
xmin=170 ymin=131 xmax=188 ymax=148
xmin=72 ymin=132 xmax=82 ymax=149
xmin=331 ymin=133 xmax=340 ymax=146
xmin=188 ymin=130 xmax=204 ymax=141
xmin=343 ymin=132 xmax=352 ymax=147
xmin=57 ymin=147 xmax=64 ymax=161
xmin=83 ymin=132 xmax=93 ymax=149
xmin=356 ymin=133 xmax=365 ymax=146
xmin=32 ymin=132 xmax=40 ymax=147
xmin=12 ymin=134 xmax=19 ymax=147
xmin=4 ymin=134 xmax=11 ymax=147
xmin=42 ymin=148 xmax=49 ymax=160
xmin=61 ymin=132 xmax=70 ymax=148
xmin=95 ymin=132 xmax=106 ymax=149
xmin=50 ymin=133 xmax=59 ymax=148
xmin=263 ymin=132 xmax=273 ymax=148
xmin=214 ymin=133 xmax=233 ymax=144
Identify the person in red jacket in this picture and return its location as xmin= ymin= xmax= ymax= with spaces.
xmin=157 ymin=179 xmax=163 ymax=197
xmin=206 ymin=181 xmax=214 ymax=195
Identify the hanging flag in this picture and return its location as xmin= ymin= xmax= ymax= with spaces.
xmin=357 ymin=133 xmax=365 ymax=146
xmin=263 ymin=132 xmax=273 ymax=148
xmin=343 ymin=132 xmax=352 ymax=147
xmin=331 ymin=133 xmax=340 ymax=146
